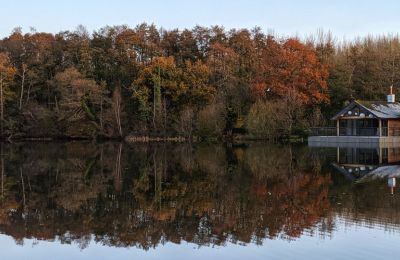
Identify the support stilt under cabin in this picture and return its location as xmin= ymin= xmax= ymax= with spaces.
xmin=309 ymin=86 xmax=400 ymax=146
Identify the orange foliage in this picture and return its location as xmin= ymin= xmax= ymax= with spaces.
xmin=252 ymin=38 xmax=329 ymax=105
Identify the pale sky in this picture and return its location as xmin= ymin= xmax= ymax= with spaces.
xmin=1 ymin=0 xmax=400 ymax=39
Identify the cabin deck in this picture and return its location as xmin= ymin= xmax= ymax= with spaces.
xmin=308 ymin=136 xmax=400 ymax=148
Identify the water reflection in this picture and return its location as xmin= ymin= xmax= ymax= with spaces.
xmin=325 ymin=145 xmax=400 ymax=235
xmin=332 ymin=147 xmax=400 ymax=194
xmin=0 ymin=142 xmax=399 ymax=255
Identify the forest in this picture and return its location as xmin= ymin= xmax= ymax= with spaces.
xmin=1 ymin=24 xmax=400 ymax=140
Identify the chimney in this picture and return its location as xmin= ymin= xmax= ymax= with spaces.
xmin=387 ymin=85 xmax=395 ymax=102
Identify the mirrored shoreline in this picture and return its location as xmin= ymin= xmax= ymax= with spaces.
xmin=0 ymin=142 xmax=400 ymax=258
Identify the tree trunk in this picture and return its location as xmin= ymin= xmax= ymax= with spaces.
xmin=0 ymin=78 xmax=4 ymax=137
xmin=20 ymin=168 xmax=26 ymax=210
xmin=1 ymin=144 xmax=4 ymax=199
xmin=153 ymin=84 xmax=156 ymax=130
xmin=163 ymin=96 xmax=167 ymax=137
xmin=113 ymin=143 xmax=123 ymax=191
xmin=26 ymin=81 xmax=32 ymax=104
xmin=100 ymin=96 xmax=103 ymax=132
xmin=19 ymin=65 xmax=26 ymax=110
xmin=112 ymin=86 xmax=123 ymax=137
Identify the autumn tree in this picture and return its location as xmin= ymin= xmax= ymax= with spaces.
xmin=51 ymin=67 xmax=107 ymax=136
xmin=0 ymin=53 xmax=16 ymax=136
xmin=264 ymin=38 xmax=329 ymax=106
xmin=1 ymin=29 xmax=29 ymax=110
xmin=247 ymin=100 xmax=281 ymax=140
xmin=133 ymin=56 xmax=185 ymax=131
xmin=196 ymin=101 xmax=226 ymax=139
xmin=181 ymin=60 xmax=214 ymax=107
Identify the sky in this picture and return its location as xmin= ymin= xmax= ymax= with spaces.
xmin=1 ymin=0 xmax=400 ymax=40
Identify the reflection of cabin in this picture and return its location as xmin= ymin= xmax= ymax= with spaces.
xmin=335 ymin=147 xmax=400 ymax=165
xmin=331 ymin=147 xmax=400 ymax=193
xmin=309 ymin=87 xmax=400 ymax=145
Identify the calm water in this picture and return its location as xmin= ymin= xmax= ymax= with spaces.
xmin=0 ymin=142 xmax=399 ymax=259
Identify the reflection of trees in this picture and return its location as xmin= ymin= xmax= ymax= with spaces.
xmin=329 ymin=176 xmax=400 ymax=230
xmin=0 ymin=142 xmax=331 ymax=249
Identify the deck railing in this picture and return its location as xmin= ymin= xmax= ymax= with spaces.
xmin=310 ymin=127 xmax=337 ymax=136
xmin=310 ymin=127 xmax=400 ymax=136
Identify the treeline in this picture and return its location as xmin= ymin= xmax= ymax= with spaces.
xmin=0 ymin=24 xmax=399 ymax=140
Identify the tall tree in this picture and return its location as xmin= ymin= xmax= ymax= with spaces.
xmin=0 ymin=53 xmax=16 ymax=136
xmin=112 ymin=86 xmax=123 ymax=137
xmin=133 ymin=56 xmax=185 ymax=131
xmin=265 ymin=38 xmax=329 ymax=106
xmin=51 ymin=67 xmax=106 ymax=137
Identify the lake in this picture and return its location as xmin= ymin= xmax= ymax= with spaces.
xmin=0 ymin=142 xmax=399 ymax=259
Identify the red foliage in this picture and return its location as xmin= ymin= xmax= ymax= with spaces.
xmin=253 ymin=38 xmax=329 ymax=105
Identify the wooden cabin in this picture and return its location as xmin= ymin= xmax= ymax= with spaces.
xmin=331 ymin=99 xmax=400 ymax=137
xmin=332 ymin=87 xmax=400 ymax=137
xmin=309 ymin=87 xmax=400 ymax=145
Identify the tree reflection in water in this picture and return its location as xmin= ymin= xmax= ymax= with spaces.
xmin=0 ymin=142 xmax=398 ymax=250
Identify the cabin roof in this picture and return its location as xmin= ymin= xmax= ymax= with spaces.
xmin=332 ymin=100 xmax=400 ymax=120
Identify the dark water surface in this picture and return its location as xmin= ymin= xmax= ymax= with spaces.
xmin=0 ymin=142 xmax=399 ymax=259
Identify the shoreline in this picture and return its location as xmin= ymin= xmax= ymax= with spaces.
xmin=0 ymin=134 xmax=307 ymax=144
